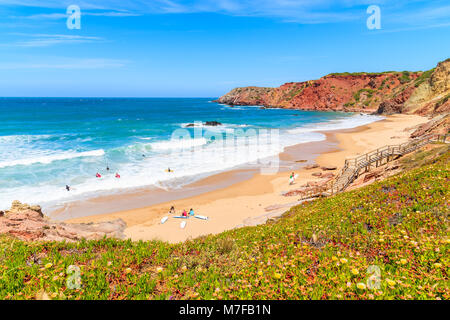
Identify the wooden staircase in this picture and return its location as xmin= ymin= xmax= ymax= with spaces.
xmin=297 ymin=134 xmax=448 ymax=200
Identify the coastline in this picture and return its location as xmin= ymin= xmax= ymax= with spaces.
xmin=66 ymin=114 xmax=428 ymax=243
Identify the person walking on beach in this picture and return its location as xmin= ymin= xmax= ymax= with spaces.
xmin=289 ymin=172 xmax=296 ymax=185
xmin=169 ymin=206 xmax=175 ymax=214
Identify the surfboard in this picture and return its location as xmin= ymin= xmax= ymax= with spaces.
xmin=294 ymin=174 xmax=299 ymax=179
xmin=161 ymin=216 xmax=168 ymax=224
xmin=180 ymin=221 xmax=187 ymax=229
xmin=173 ymin=216 xmax=189 ymax=219
xmin=195 ymin=215 xmax=208 ymax=220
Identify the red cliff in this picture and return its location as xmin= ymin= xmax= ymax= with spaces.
xmin=216 ymin=59 xmax=450 ymax=117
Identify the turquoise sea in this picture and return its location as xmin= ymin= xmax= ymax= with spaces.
xmin=0 ymin=98 xmax=383 ymax=211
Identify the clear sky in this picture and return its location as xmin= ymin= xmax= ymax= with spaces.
xmin=0 ymin=0 xmax=449 ymax=97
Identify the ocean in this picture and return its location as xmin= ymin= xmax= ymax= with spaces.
xmin=0 ymin=98 xmax=383 ymax=211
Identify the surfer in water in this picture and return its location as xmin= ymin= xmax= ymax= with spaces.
xmin=66 ymin=185 xmax=70 ymax=192
xmin=96 ymin=172 xmax=102 ymax=178
xmin=106 ymin=166 xmax=110 ymax=171
xmin=115 ymin=173 xmax=121 ymax=178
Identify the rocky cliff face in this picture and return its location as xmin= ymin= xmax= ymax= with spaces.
xmin=0 ymin=201 xmax=126 ymax=242
xmin=216 ymin=59 xmax=450 ymax=117
xmin=403 ymin=59 xmax=450 ymax=116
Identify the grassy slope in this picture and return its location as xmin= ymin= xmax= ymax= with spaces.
xmin=0 ymin=147 xmax=448 ymax=300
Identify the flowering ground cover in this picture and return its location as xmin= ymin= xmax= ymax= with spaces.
xmin=0 ymin=145 xmax=448 ymax=300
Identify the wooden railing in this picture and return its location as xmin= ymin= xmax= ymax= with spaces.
xmin=296 ymin=133 xmax=448 ymax=200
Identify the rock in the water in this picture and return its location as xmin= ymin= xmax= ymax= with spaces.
xmin=305 ymin=164 xmax=320 ymax=170
xmin=204 ymin=121 xmax=222 ymax=126
xmin=312 ymin=172 xmax=322 ymax=177
xmin=321 ymin=166 xmax=337 ymax=171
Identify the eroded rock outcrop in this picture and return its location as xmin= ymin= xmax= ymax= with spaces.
xmin=410 ymin=114 xmax=450 ymax=138
xmin=0 ymin=201 xmax=126 ymax=242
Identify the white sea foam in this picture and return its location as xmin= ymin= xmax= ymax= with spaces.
xmin=0 ymin=134 xmax=52 ymax=144
xmin=0 ymin=149 xmax=105 ymax=168
xmin=287 ymin=114 xmax=384 ymax=134
xmin=149 ymin=137 xmax=209 ymax=150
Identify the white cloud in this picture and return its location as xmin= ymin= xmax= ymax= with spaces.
xmin=1 ymin=0 xmax=449 ymax=26
xmin=0 ymin=57 xmax=128 ymax=69
xmin=8 ymin=34 xmax=104 ymax=47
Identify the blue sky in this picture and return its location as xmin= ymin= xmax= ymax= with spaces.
xmin=0 ymin=0 xmax=449 ymax=97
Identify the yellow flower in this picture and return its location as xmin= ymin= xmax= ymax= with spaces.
xmin=181 ymin=265 xmax=187 ymax=271
xmin=332 ymin=256 xmax=338 ymax=261
xmin=400 ymin=259 xmax=407 ymax=265
xmin=386 ymin=279 xmax=396 ymax=287
xmin=340 ymin=258 xmax=348 ymax=264
xmin=156 ymin=267 xmax=163 ymax=273
xmin=433 ymin=263 xmax=442 ymax=268
xmin=273 ymin=273 xmax=282 ymax=279
xmin=356 ymin=283 xmax=366 ymax=290
xmin=257 ymin=270 xmax=263 ymax=276
xmin=351 ymin=268 xmax=359 ymax=275
xmin=45 ymin=263 xmax=53 ymax=269
xmin=125 ymin=268 xmax=132 ymax=274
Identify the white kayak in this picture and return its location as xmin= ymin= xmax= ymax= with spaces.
xmin=180 ymin=221 xmax=187 ymax=229
xmin=161 ymin=216 xmax=169 ymax=224
xmin=195 ymin=215 xmax=209 ymax=220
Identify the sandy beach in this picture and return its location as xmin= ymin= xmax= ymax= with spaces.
xmin=67 ymin=114 xmax=428 ymax=243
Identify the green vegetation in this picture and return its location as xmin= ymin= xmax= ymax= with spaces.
xmin=399 ymin=71 xmax=412 ymax=84
xmin=0 ymin=147 xmax=449 ymax=300
xmin=414 ymin=68 xmax=435 ymax=87
xmin=328 ymin=71 xmax=395 ymax=77
xmin=435 ymin=94 xmax=450 ymax=108
xmin=353 ymin=88 xmax=375 ymax=102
